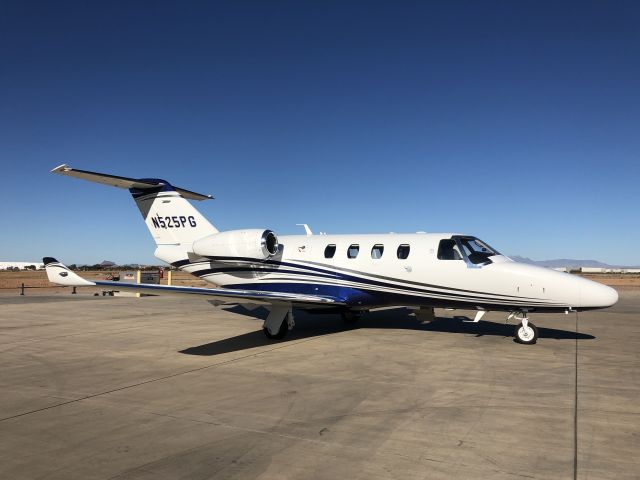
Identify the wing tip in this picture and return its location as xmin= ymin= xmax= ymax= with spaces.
xmin=51 ymin=164 xmax=70 ymax=173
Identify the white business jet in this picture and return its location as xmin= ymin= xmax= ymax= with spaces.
xmin=45 ymin=164 xmax=618 ymax=345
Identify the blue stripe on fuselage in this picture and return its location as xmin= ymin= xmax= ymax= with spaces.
xmin=187 ymin=262 xmax=559 ymax=306
xmin=224 ymin=282 xmax=377 ymax=307
xmin=183 ymin=255 xmax=539 ymax=301
xmin=223 ymin=281 xmax=569 ymax=312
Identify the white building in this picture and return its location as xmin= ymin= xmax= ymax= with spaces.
xmin=580 ymin=267 xmax=640 ymax=274
xmin=0 ymin=261 xmax=45 ymax=270
xmin=580 ymin=267 xmax=605 ymax=273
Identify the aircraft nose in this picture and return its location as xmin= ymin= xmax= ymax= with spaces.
xmin=579 ymin=281 xmax=618 ymax=308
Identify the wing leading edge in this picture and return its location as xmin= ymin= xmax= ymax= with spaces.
xmin=43 ymin=258 xmax=344 ymax=307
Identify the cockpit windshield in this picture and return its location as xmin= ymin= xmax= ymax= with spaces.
xmin=455 ymin=236 xmax=500 ymax=265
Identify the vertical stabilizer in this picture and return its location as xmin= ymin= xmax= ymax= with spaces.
xmin=129 ymin=180 xmax=218 ymax=246
xmin=51 ymin=164 xmax=218 ymax=252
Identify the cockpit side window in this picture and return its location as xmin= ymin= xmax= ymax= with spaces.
xmin=456 ymin=236 xmax=500 ymax=265
xmin=437 ymin=239 xmax=463 ymax=260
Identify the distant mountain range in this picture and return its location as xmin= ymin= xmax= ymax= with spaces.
xmin=508 ymin=256 xmax=638 ymax=269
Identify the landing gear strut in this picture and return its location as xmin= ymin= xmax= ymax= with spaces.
xmin=509 ymin=311 xmax=539 ymax=344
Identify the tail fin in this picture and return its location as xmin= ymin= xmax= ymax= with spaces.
xmin=51 ymin=165 xmax=218 ymax=249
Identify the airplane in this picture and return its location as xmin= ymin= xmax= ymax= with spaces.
xmin=44 ymin=164 xmax=619 ymax=345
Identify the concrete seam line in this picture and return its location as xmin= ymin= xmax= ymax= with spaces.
xmin=574 ymin=311 xmax=579 ymax=480
xmin=0 ymin=335 xmax=322 ymax=423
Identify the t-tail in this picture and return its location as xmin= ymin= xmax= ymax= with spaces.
xmin=51 ymin=164 xmax=218 ymax=264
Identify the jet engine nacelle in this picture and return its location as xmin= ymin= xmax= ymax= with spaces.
xmin=191 ymin=229 xmax=279 ymax=261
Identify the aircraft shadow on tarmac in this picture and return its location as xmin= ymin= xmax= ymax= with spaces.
xmin=179 ymin=305 xmax=595 ymax=356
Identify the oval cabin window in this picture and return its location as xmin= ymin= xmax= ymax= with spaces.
xmin=324 ymin=244 xmax=336 ymax=258
xmin=397 ymin=244 xmax=410 ymax=259
xmin=371 ymin=244 xmax=384 ymax=259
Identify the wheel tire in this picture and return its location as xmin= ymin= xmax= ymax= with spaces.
xmin=514 ymin=322 xmax=538 ymax=344
xmin=341 ymin=311 xmax=361 ymax=324
xmin=263 ymin=319 xmax=288 ymax=340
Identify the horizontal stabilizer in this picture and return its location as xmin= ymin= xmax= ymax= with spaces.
xmin=51 ymin=164 xmax=213 ymax=201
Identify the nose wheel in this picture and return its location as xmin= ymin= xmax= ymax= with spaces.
xmin=509 ymin=312 xmax=539 ymax=344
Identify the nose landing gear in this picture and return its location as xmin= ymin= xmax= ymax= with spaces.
xmin=509 ymin=311 xmax=539 ymax=345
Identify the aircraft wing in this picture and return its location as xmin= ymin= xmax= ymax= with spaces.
xmin=43 ymin=258 xmax=344 ymax=307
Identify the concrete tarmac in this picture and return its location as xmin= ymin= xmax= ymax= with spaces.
xmin=0 ymin=291 xmax=638 ymax=479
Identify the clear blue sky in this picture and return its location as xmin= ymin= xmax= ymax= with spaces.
xmin=1 ymin=1 xmax=639 ymax=265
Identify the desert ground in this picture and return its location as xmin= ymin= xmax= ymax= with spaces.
xmin=0 ymin=269 xmax=209 ymax=294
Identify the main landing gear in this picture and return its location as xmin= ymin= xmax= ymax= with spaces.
xmin=341 ymin=311 xmax=362 ymax=324
xmin=509 ymin=311 xmax=539 ymax=345
xmin=262 ymin=319 xmax=289 ymax=339
xmin=262 ymin=305 xmax=295 ymax=340
xmin=262 ymin=307 xmax=364 ymax=340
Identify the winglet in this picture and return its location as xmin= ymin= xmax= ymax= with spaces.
xmin=43 ymin=257 xmax=95 ymax=287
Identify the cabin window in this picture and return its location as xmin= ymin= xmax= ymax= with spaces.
xmin=324 ymin=244 xmax=336 ymax=258
xmin=371 ymin=244 xmax=384 ymax=259
xmin=437 ymin=239 xmax=463 ymax=260
xmin=397 ymin=244 xmax=410 ymax=259
xmin=347 ymin=244 xmax=360 ymax=259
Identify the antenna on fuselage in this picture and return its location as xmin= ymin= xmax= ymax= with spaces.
xmin=296 ymin=224 xmax=313 ymax=236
